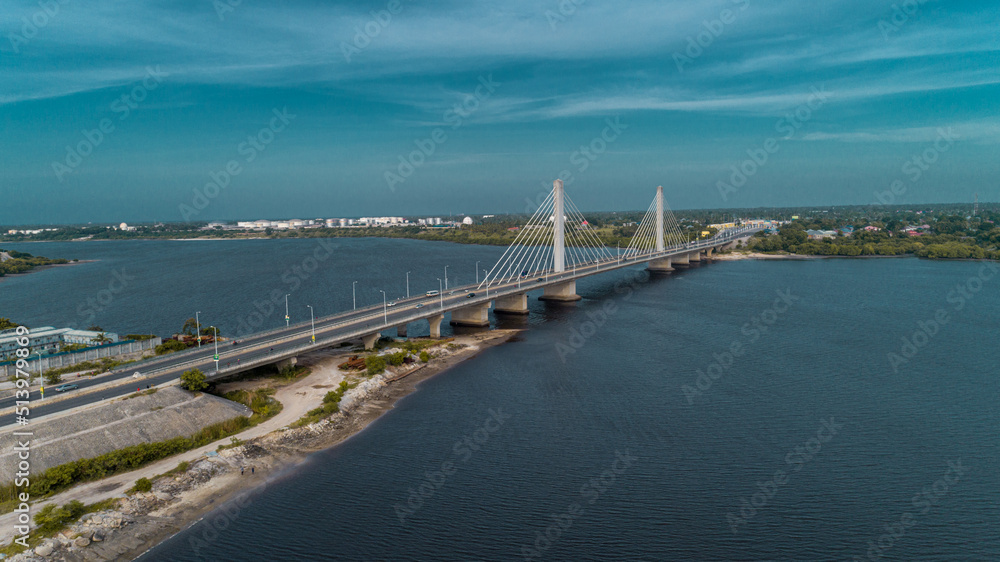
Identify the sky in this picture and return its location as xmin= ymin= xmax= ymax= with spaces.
xmin=1 ymin=0 xmax=998 ymax=225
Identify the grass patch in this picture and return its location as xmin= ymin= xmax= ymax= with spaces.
xmin=40 ymin=357 xmax=131 ymax=379
xmin=124 ymin=388 xmax=158 ymax=400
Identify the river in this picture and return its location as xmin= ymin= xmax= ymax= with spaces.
xmin=2 ymin=239 xmax=998 ymax=560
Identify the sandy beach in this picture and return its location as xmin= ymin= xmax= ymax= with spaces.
xmin=1 ymin=329 xmax=521 ymax=560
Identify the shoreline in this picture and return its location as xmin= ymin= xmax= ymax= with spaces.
xmin=6 ymin=330 xmax=521 ymax=561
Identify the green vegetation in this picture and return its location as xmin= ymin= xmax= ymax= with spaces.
xmin=419 ymin=351 xmax=431 ymax=363
xmin=386 ymin=351 xmax=408 ymax=366
xmin=155 ymin=339 xmax=189 ymax=355
xmin=0 ymin=498 xmax=118 ymax=556
xmin=127 ymin=477 xmax=153 ymax=494
xmin=217 ymin=363 xmax=310 ymax=383
xmin=365 ymin=355 xmax=386 ymax=376
xmin=0 ymin=249 xmax=70 ymax=277
xmin=180 ymin=368 xmax=208 ymax=392
xmin=748 ymin=213 xmax=1000 ymax=260
xmin=124 ymin=334 xmax=158 ymax=341
xmin=40 ymin=357 xmax=128 ymax=378
xmin=124 ymin=388 xmax=158 ymax=400
xmin=293 ymin=380 xmax=356 ymax=427
xmin=0 ymin=318 xmax=18 ymax=330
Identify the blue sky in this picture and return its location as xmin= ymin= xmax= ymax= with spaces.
xmin=1 ymin=0 xmax=997 ymax=224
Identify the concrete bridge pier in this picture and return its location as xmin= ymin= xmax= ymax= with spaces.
xmin=396 ymin=324 xmax=408 ymax=338
xmin=450 ymin=302 xmax=491 ymax=327
xmin=276 ymin=357 xmax=297 ymax=371
xmin=539 ymin=280 xmax=581 ymax=302
xmin=428 ymin=314 xmax=444 ymax=338
xmin=362 ymin=332 xmax=381 ymax=350
xmin=705 ymin=247 xmax=715 ymax=259
xmin=673 ymin=253 xmax=691 ymax=266
xmin=494 ymin=293 xmax=529 ymax=315
xmin=691 ymin=250 xmax=705 ymax=262
xmin=647 ymin=257 xmax=674 ymax=272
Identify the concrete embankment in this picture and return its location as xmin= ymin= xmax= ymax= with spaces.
xmin=0 ymin=387 xmax=250 ymax=477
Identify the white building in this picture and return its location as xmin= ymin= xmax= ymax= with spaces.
xmin=462 ymin=217 xmax=474 ymax=225
xmin=0 ymin=327 xmax=119 ymax=358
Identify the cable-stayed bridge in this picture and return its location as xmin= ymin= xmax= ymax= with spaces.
xmin=1 ymin=181 xmax=761 ymax=424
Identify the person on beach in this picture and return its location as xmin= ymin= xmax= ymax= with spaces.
xmin=251 ymin=467 xmax=254 ymax=474
xmin=241 ymin=467 xmax=244 ymax=475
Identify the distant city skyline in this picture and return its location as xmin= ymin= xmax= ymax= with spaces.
xmin=2 ymin=1 xmax=997 ymax=224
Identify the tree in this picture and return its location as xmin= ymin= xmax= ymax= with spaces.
xmin=181 ymin=318 xmax=198 ymax=336
xmin=94 ymin=332 xmax=111 ymax=345
xmin=180 ymin=368 xmax=208 ymax=392
xmin=86 ymin=325 xmax=103 ymax=331
xmin=44 ymin=371 xmax=62 ymax=385
xmin=199 ymin=326 xmax=218 ymax=336
xmin=0 ymin=318 xmax=19 ymax=330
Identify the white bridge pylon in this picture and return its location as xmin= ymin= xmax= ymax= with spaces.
xmin=623 ymin=185 xmax=687 ymax=257
xmin=479 ymin=180 xmax=614 ymax=289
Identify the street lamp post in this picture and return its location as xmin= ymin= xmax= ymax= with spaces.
xmin=437 ymin=278 xmax=443 ymax=309
xmin=307 ymin=305 xmax=316 ymax=343
xmin=284 ymin=294 xmax=290 ymax=327
xmin=37 ymin=351 xmax=44 ymax=399
xmin=211 ymin=326 xmax=219 ymax=373
xmin=476 ymin=261 xmax=481 ymax=284
xmin=195 ymin=311 xmax=202 ymax=347
xmin=380 ymin=290 xmax=388 ymax=325
xmin=444 ymin=266 xmax=449 ymax=290
xmin=406 ymin=272 xmax=410 ymax=299
xmin=352 ymin=281 xmax=357 ymax=310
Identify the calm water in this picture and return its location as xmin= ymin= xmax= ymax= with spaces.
xmin=2 ymin=240 xmax=998 ymax=561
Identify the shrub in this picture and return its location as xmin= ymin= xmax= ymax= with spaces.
xmin=34 ymin=500 xmax=86 ymax=535
xmin=387 ymin=351 xmax=407 ymax=366
xmin=419 ymin=351 xmax=430 ymax=363
xmin=180 ymin=368 xmax=208 ymax=392
xmin=129 ymin=477 xmax=152 ymax=494
xmin=155 ymin=339 xmax=188 ymax=355
xmin=365 ymin=355 xmax=386 ymax=375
